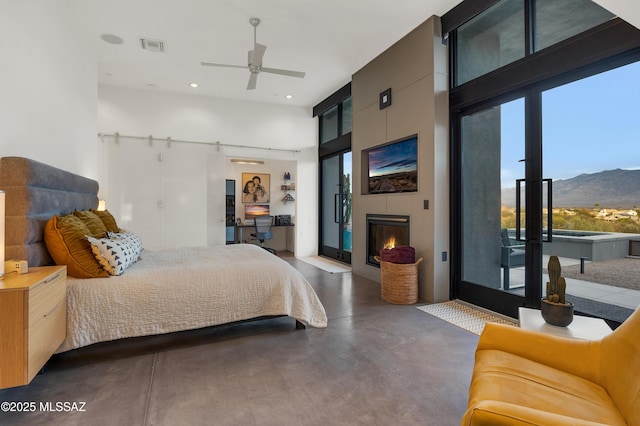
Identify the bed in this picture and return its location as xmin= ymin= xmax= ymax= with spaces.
xmin=0 ymin=156 xmax=327 ymax=353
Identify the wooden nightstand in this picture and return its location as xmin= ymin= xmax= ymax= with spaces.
xmin=0 ymin=265 xmax=67 ymax=389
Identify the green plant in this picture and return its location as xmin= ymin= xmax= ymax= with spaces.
xmin=545 ymin=255 xmax=567 ymax=304
xmin=343 ymin=173 xmax=352 ymax=224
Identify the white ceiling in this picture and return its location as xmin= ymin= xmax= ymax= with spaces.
xmin=75 ymin=0 xmax=462 ymax=108
xmin=75 ymin=1 xmax=639 ymax=109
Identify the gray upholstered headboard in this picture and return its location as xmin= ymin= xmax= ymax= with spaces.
xmin=0 ymin=157 xmax=99 ymax=266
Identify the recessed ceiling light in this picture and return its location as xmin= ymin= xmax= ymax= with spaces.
xmin=100 ymin=34 xmax=123 ymax=45
xmin=189 ymin=82 xmax=199 ymax=88
xmin=285 ymin=94 xmax=293 ymax=99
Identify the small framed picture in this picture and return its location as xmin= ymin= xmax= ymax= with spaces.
xmin=379 ymin=88 xmax=392 ymax=109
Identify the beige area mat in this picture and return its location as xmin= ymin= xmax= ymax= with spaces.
xmin=417 ymin=300 xmax=517 ymax=335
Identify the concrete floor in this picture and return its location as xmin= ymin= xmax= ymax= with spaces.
xmin=0 ymin=256 xmax=478 ymax=426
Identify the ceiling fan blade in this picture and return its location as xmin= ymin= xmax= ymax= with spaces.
xmin=261 ymin=67 xmax=306 ymax=78
xmin=201 ymin=62 xmax=249 ymax=69
xmin=247 ymin=72 xmax=258 ymax=90
xmin=251 ymin=43 xmax=266 ymax=65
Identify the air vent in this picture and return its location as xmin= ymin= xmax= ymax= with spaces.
xmin=140 ymin=38 xmax=165 ymax=53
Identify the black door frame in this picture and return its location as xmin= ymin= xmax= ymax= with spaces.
xmin=314 ymin=83 xmax=352 ymax=264
xmin=449 ymin=16 xmax=640 ymax=318
xmin=319 ymin=145 xmax=352 ymax=263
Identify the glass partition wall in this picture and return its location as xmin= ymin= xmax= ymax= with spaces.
xmin=448 ymin=0 xmax=640 ymax=322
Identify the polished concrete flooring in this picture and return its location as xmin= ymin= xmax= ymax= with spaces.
xmin=0 ymin=257 xmax=478 ymax=425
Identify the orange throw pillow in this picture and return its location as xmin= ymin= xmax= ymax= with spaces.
xmin=73 ymin=210 xmax=108 ymax=238
xmin=44 ymin=214 xmax=109 ymax=278
xmin=90 ymin=209 xmax=119 ymax=233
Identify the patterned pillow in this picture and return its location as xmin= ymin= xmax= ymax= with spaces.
xmin=107 ymin=231 xmax=143 ymax=260
xmin=87 ymin=234 xmax=140 ymax=276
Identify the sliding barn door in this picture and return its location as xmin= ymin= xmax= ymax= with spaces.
xmin=105 ymin=139 xmax=224 ymax=249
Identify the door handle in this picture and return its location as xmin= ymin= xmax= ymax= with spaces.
xmin=515 ymin=179 xmax=524 ymax=241
xmin=515 ymin=178 xmax=553 ymax=242
xmin=543 ymin=178 xmax=553 ymax=243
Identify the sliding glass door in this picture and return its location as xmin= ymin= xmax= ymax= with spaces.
xmin=448 ymin=0 xmax=640 ymax=322
xmin=461 ymin=98 xmax=526 ymax=289
xmin=456 ymin=97 xmax=533 ymax=315
xmin=315 ymin=87 xmax=352 ymax=264
xmin=455 ymin=61 xmax=640 ymax=319
xmin=320 ymin=151 xmax=352 ymax=263
xmin=540 ymin=62 xmax=640 ymax=314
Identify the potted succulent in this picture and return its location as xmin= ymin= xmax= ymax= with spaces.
xmin=541 ymin=255 xmax=574 ymax=327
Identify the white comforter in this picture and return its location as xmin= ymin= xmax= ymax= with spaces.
xmin=57 ymin=244 xmax=327 ymax=352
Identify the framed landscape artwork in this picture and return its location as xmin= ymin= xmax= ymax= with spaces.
xmin=367 ymin=135 xmax=418 ymax=194
xmin=244 ymin=204 xmax=270 ymax=222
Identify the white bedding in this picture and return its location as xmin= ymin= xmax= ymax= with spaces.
xmin=56 ymin=244 xmax=327 ymax=352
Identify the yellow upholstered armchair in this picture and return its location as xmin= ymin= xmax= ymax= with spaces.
xmin=462 ymin=306 xmax=640 ymax=425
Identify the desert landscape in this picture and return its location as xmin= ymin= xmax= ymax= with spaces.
xmin=369 ymin=171 xmax=417 ymax=193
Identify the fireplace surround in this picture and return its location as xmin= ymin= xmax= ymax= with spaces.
xmin=366 ymin=214 xmax=410 ymax=267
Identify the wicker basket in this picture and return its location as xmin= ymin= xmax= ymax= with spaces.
xmin=374 ymin=256 xmax=423 ymax=304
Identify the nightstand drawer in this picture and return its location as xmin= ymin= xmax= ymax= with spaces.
xmin=0 ymin=265 xmax=67 ymax=389
xmin=27 ymin=298 xmax=66 ymax=381
xmin=27 ymin=269 xmax=67 ymax=382
xmin=28 ymin=269 xmax=66 ymax=329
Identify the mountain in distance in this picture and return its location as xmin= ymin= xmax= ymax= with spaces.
xmin=502 ymin=169 xmax=640 ymax=208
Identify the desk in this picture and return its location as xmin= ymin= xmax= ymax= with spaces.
xmin=235 ymin=224 xmax=295 ymax=253
xmin=518 ymin=307 xmax=612 ymax=340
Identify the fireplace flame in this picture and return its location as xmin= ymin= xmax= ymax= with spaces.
xmin=383 ymin=236 xmax=396 ymax=250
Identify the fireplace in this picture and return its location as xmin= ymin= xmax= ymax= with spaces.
xmin=366 ymin=214 xmax=410 ymax=267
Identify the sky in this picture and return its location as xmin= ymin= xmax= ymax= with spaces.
xmin=368 ymin=137 xmax=418 ymax=177
xmin=500 ymin=60 xmax=640 ymax=188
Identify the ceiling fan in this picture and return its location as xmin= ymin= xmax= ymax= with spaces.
xmin=201 ymin=18 xmax=306 ymax=90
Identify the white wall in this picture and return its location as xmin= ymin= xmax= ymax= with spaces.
xmin=292 ymin=147 xmax=319 ymax=257
xmin=0 ymin=0 xmax=98 ymax=177
xmin=98 ymin=86 xmax=318 ymax=254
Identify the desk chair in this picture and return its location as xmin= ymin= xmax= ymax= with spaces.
xmin=251 ymin=215 xmax=277 ymax=255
